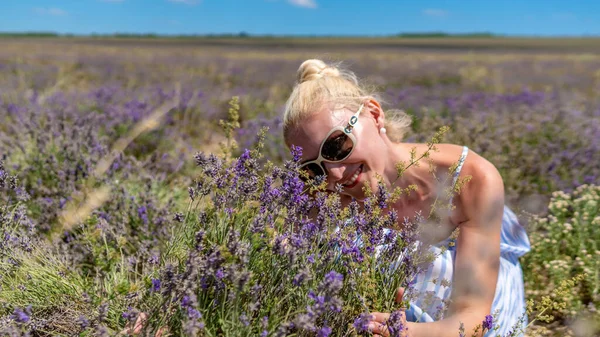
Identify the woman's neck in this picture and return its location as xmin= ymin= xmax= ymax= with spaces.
xmin=384 ymin=143 xmax=431 ymax=190
xmin=381 ymin=143 xmax=436 ymax=214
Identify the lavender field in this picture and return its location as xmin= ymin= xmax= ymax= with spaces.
xmin=0 ymin=38 xmax=599 ymax=336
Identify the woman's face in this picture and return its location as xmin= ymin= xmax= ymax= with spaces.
xmin=289 ymin=104 xmax=390 ymax=200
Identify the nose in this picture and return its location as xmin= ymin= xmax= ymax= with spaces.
xmin=323 ymin=162 xmax=347 ymax=184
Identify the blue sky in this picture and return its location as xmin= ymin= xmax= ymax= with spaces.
xmin=1 ymin=0 xmax=599 ymax=36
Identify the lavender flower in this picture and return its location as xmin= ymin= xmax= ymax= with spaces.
xmin=317 ymin=326 xmax=332 ymax=337
xmin=319 ymin=271 xmax=344 ymax=295
xmin=376 ymin=181 xmax=389 ymax=209
xmin=458 ymin=322 xmax=465 ymax=337
xmin=353 ymin=313 xmax=372 ymax=333
xmin=151 ymin=278 xmax=161 ymax=292
xmin=385 ymin=310 xmax=406 ymax=337
xmin=482 ymin=314 xmax=494 ymax=330
xmin=97 ymin=303 xmax=109 ymax=323
xmin=11 ymin=305 xmax=32 ymax=324
xmin=77 ymin=315 xmax=90 ymax=330
xmin=122 ymin=306 xmax=138 ymax=323
xmin=292 ymin=267 xmax=312 ymax=287
xmin=260 ymin=316 xmax=269 ymax=336
xmin=137 ymin=205 xmax=149 ymax=224
xmin=174 ymin=212 xmax=184 ymax=222
xmin=148 ymin=254 xmax=159 ymax=265
xmin=290 ymin=145 xmax=303 ymax=163
xmin=240 ymin=313 xmax=250 ymax=327
xmin=188 ymin=186 xmax=195 ymax=201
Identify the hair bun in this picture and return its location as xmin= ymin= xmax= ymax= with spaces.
xmin=296 ymin=59 xmax=340 ymax=84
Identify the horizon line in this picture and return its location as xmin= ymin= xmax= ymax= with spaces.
xmin=1 ymin=31 xmax=600 ymax=39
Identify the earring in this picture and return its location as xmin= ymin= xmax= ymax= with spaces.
xmin=380 ymin=127 xmax=387 ymax=134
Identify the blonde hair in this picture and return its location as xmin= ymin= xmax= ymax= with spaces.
xmin=283 ymin=59 xmax=412 ymax=145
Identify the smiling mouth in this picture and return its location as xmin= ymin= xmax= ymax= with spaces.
xmin=342 ymin=164 xmax=363 ymax=188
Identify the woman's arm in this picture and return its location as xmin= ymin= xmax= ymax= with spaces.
xmin=369 ymin=152 xmax=504 ymax=337
xmin=411 ymin=153 xmax=504 ymax=336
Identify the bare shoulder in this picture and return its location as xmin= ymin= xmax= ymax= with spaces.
xmin=458 ymin=147 xmax=504 ymax=193
xmin=401 ymin=142 xmax=504 ymax=214
xmin=454 ymin=147 xmax=505 ymax=229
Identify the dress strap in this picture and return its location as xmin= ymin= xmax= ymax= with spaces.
xmin=448 ymin=146 xmax=469 ymax=207
xmin=451 ymin=146 xmax=469 ymax=188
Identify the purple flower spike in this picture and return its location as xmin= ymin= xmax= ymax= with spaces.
xmin=386 ymin=310 xmax=405 ymax=337
xmin=482 ymin=314 xmax=494 ymax=330
xmin=290 ymin=145 xmax=303 ymax=162
xmin=353 ymin=313 xmax=372 ymax=333
xmin=11 ymin=305 xmax=32 ymax=324
xmin=151 ymin=278 xmax=161 ymax=292
xmin=317 ymin=326 xmax=332 ymax=337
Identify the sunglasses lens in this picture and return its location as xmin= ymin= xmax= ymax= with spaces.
xmin=322 ymin=130 xmax=353 ymax=161
xmin=300 ymin=162 xmax=325 ymax=180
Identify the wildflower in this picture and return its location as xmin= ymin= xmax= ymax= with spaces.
xmin=194 ymin=229 xmax=205 ymax=250
xmin=319 ymin=271 xmax=343 ymax=294
xmin=386 ymin=310 xmax=405 ymax=337
xmin=148 ymin=254 xmax=159 ymax=265
xmin=353 ymin=313 xmax=372 ymax=333
xmin=77 ymin=315 xmax=90 ymax=329
xmin=95 ymin=325 xmax=110 ymax=337
xmin=16 ymin=187 xmax=30 ymax=202
xmin=240 ymin=313 xmax=250 ymax=327
xmin=174 ymin=212 xmax=184 ymax=222
xmin=97 ymin=303 xmax=109 ymax=323
xmin=290 ymin=144 xmax=303 ymax=162
xmin=122 ymin=306 xmax=139 ymax=323
xmin=292 ymin=268 xmax=311 ymax=287
xmin=376 ymin=181 xmax=389 ymax=209
xmin=181 ymin=294 xmax=203 ymax=321
xmin=482 ymin=314 xmax=494 ymax=330
xmin=261 ymin=316 xmax=269 ymax=336
xmin=151 ymin=278 xmax=161 ymax=292
xmin=317 ymin=326 xmax=332 ymax=337
xmin=11 ymin=305 xmax=32 ymax=324
xmin=137 ymin=205 xmax=149 ymax=224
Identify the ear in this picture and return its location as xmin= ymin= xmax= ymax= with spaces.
xmin=366 ymin=99 xmax=384 ymax=128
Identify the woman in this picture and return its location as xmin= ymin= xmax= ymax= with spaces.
xmin=282 ymin=59 xmax=531 ymax=337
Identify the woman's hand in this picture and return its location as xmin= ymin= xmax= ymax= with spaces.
xmin=368 ymin=311 xmax=410 ymax=337
xmin=118 ymin=312 xmax=169 ymax=336
xmin=367 ymin=287 xmax=412 ymax=337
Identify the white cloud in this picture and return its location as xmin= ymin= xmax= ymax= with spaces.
xmin=288 ymin=0 xmax=317 ymax=9
xmin=422 ymin=8 xmax=448 ymax=17
xmin=167 ymin=0 xmax=201 ymax=5
xmin=33 ymin=7 xmax=67 ymax=16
